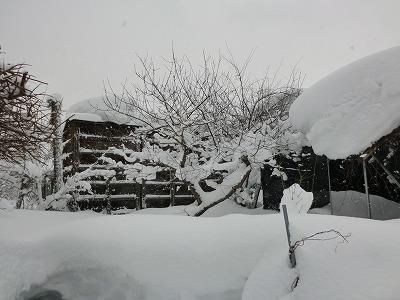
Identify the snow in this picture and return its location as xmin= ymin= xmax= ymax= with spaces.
xmin=243 ymin=214 xmax=400 ymax=300
xmin=0 ymin=198 xmax=15 ymax=210
xmin=280 ymin=184 xmax=313 ymax=214
xmin=327 ymin=190 xmax=400 ymax=220
xmin=0 ymin=211 xmax=270 ymax=300
xmin=133 ymin=199 xmax=273 ymax=217
xmin=67 ymin=112 xmax=103 ymax=123
xmin=67 ymin=96 xmax=141 ymax=125
xmin=1 ymin=210 xmax=399 ymax=300
xmin=290 ymin=46 xmax=400 ymax=159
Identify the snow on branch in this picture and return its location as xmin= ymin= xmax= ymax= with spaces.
xmin=102 ymin=50 xmax=303 ymax=211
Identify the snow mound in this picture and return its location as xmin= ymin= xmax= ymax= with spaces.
xmin=1 ymin=211 xmax=400 ymax=300
xmin=290 ymin=46 xmax=400 ymax=159
xmin=243 ymin=214 xmax=400 ymax=300
xmin=280 ymin=183 xmax=313 ymax=214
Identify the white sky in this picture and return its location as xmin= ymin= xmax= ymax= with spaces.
xmin=1 ymin=0 xmax=400 ymax=109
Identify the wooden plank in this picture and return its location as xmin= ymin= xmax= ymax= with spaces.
xmin=145 ymin=180 xmax=188 ymax=186
xmin=90 ymin=180 xmax=136 ymax=185
xmin=137 ymin=178 xmax=145 ymax=210
xmin=77 ymin=194 xmax=137 ymax=200
xmin=79 ymin=133 xmax=139 ymax=140
xmin=78 ymin=164 xmax=125 ymax=170
xmin=145 ymin=194 xmax=193 ymax=199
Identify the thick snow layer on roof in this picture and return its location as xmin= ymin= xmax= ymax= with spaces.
xmin=67 ymin=112 xmax=103 ymax=122
xmin=67 ymin=96 xmax=140 ymax=125
xmin=290 ymin=46 xmax=400 ymax=159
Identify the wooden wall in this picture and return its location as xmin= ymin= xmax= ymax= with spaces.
xmin=62 ymin=119 xmax=194 ymax=211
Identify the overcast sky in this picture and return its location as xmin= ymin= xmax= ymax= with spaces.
xmin=1 ymin=0 xmax=400 ymax=109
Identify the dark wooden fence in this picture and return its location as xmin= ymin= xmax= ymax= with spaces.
xmin=75 ymin=179 xmax=194 ymax=212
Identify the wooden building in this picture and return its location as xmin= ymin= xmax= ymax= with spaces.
xmin=62 ymin=116 xmax=194 ymax=211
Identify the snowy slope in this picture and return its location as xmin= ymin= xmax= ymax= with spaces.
xmin=290 ymin=46 xmax=400 ymax=159
xmin=0 ymin=210 xmax=399 ymax=300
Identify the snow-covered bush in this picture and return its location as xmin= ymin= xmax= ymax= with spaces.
xmin=0 ymin=160 xmax=43 ymax=209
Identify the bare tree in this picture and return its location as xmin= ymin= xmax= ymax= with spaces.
xmin=0 ymin=63 xmax=51 ymax=164
xmin=103 ymin=51 xmax=302 ymax=215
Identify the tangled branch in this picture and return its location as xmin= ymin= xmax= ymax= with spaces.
xmin=291 ymin=229 xmax=351 ymax=252
xmin=0 ymin=63 xmax=51 ymax=163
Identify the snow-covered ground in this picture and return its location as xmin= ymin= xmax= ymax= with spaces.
xmin=308 ymin=191 xmax=400 ymax=220
xmin=290 ymin=46 xmax=400 ymax=159
xmin=0 ymin=209 xmax=399 ymax=300
xmin=330 ymin=190 xmax=400 ymax=220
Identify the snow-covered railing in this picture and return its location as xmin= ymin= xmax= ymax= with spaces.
xmin=89 ymin=179 xmax=189 ymax=186
xmin=74 ymin=178 xmax=194 ymax=212
xmin=78 ymin=133 xmax=140 ymax=140
xmin=77 ymin=194 xmax=138 ymax=200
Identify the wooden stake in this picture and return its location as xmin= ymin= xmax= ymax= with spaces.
xmin=137 ymin=178 xmax=145 ymax=210
xmin=170 ymin=182 xmax=176 ymax=207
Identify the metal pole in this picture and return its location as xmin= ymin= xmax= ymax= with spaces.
xmin=326 ymin=157 xmax=333 ymax=215
xmin=282 ymin=204 xmax=296 ymax=268
xmin=282 ymin=205 xmax=291 ymax=247
xmin=362 ymin=159 xmax=372 ymax=219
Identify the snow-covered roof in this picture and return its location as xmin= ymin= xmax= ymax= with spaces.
xmin=290 ymin=46 xmax=400 ymax=159
xmin=66 ymin=96 xmax=141 ymax=126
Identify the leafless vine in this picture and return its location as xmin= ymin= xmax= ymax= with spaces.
xmin=291 ymin=229 xmax=351 ymax=253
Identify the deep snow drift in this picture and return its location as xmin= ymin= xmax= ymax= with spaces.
xmin=0 ymin=210 xmax=399 ymax=300
xmin=290 ymin=46 xmax=400 ymax=159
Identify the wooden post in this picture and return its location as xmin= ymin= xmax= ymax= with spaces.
xmin=106 ymin=177 xmax=111 ymax=215
xmin=137 ymin=178 xmax=145 ymax=210
xmin=72 ymin=130 xmax=80 ymax=175
xmin=362 ymin=158 xmax=372 ymax=219
xmin=170 ymin=182 xmax=176 ymax=207
xmin=282 ymin=204 xmax=296 ymax=268
xmin=326 ymin=157 xmax=333 ymax=215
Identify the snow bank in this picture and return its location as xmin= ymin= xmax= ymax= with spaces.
xmin=0 ymin=211 xmax=272 ymax=300
xmin=290 ymin=46 xmax=400 ymax=159
xmin=243 ymin=214 xmax=400 ymax=300
xmin=1 ymin=210 xmax=399 ymax=299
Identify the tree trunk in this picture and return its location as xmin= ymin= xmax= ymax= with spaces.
xmin=48 ymin=95 xmax=63 ymax=193
xmin=194 ymin=168 xmax=252 ymax=216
